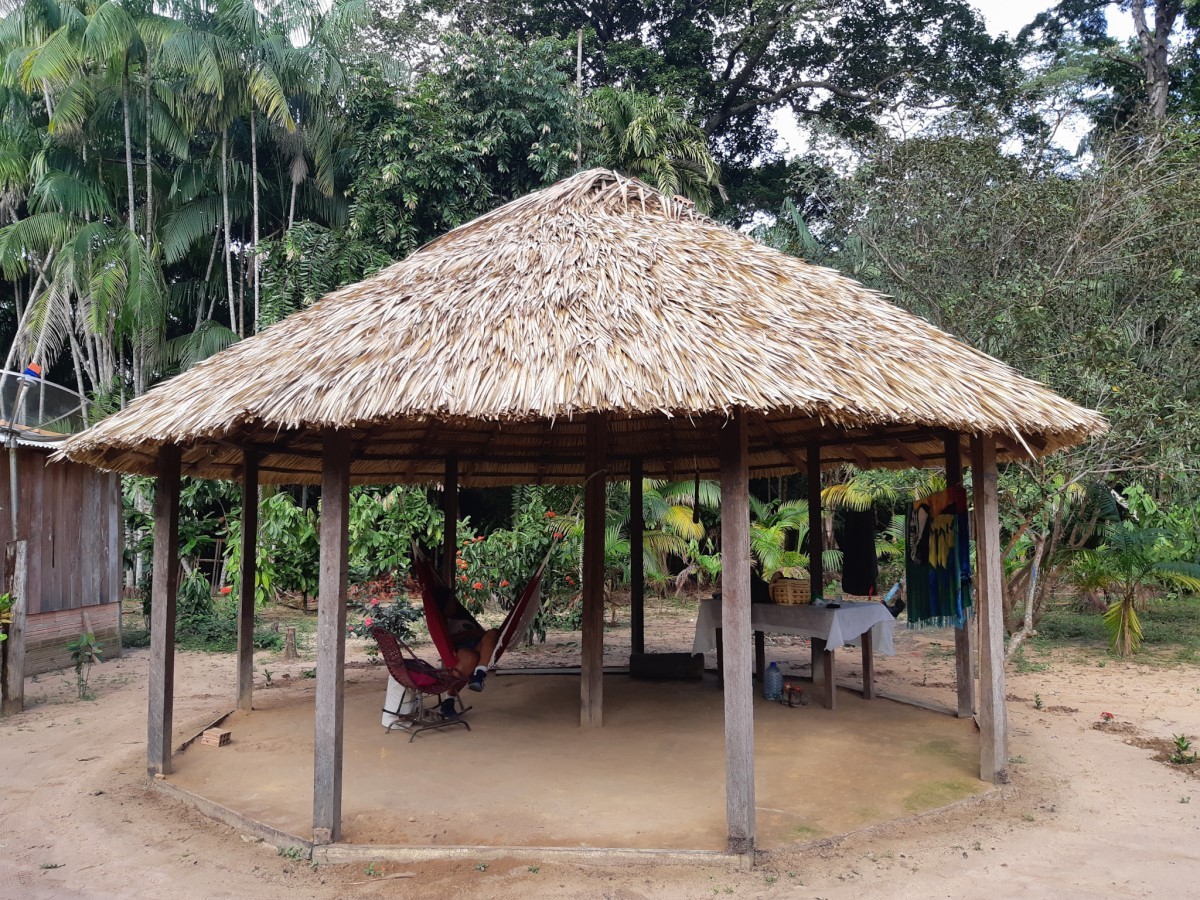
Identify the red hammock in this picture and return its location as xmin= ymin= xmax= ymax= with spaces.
xmin=409 ymin=546 xmax=550 ymax=671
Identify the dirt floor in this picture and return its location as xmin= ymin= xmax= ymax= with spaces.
xmin=2 ymin=603 xmax=1200 ymax=898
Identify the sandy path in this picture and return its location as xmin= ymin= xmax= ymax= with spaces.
xmin=1 ymin=611 xmax=1198 ymax=898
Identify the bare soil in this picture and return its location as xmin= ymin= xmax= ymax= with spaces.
xmin=3 ymin=602 xmax=1200 ymax=898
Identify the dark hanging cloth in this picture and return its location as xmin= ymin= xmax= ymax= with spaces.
xmin=841 ymin=509 xmax=878 ymax=597
xmin=905 ymin=487 xmax=973 ymax=628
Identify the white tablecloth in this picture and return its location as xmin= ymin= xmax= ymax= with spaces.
xmin=692 ymin=598 xmax=896 ymax=656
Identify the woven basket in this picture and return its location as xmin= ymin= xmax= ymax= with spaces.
xmin=769 ymin=576 xmax=812 ymax=605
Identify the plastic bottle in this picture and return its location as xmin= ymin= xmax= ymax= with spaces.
xmin=764 ymin=661 xmax=783 ymax=701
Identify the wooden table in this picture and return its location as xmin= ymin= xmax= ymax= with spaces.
xmin=692 ymin=598 xmax=896 ymax=709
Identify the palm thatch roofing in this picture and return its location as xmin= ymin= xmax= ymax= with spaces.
xmin=59 ymin=168 xmax=1105 ymax=485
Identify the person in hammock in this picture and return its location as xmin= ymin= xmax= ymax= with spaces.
xmin=433 ymin=582 xmax=500 ymax=715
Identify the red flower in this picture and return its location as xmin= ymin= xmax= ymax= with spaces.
xmin=544 ymin=511 xmax=556 ymax=518
xmin=219 ymin=586 xmax=232 ymax=595
xmin=460 ymin=575 xmax=468 ymax=582
xmin=370 ymin=598 xmax=380 ymax=606
xmin=566 ymin=576 xmax=575 ymax=585
xmin=458 ymin=559 xmax=468 ymax=569
xmin=363 ymin=617 xmax=374 ymax=627
xmin=553 ymin=531 xmax=563 ymax=539
xmin=475 ymin=536 xmax=485 ymax=543
xmin=1100 ymin=711 xmax=1115 ymax=722
xmin=500 ymin=579 xmax=509 ymax=587
xmin=472 ymin=581 xmax=484 ymax=590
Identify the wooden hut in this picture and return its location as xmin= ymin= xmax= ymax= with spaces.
xmin=59 ymin=169 xmax=1106 ymax=853
xmin=0 ymin=440 xmax=122 ymax=675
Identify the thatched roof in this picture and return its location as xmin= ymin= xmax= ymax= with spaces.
xmin=60 ymin=168 xmax=1105 ymax=484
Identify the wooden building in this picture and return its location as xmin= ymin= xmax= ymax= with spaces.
xmin=1 ymin=439 xmax=122 ymax=675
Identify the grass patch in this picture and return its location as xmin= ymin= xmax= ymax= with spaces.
xmin=792 ymin=824 xmax=822 ymax=839
xmin=902 ymin=780 xmax=975 ymax=812
xmin=1034 ymin=595 xmax=1200 ymax=665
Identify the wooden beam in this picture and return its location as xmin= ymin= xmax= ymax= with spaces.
xmin=442 ymin=456 xmax=458 ymax=586
xmin=581 ymin=414 xmax=607 ymax=728
xmin=237 ymin=451 xmax=259 ymax=713
xmin=313 ymin=432 xmax=351 ymax=844
xmin=970 ymin=434 xmax=1009 ymax=783
xmin=720 ymin=408 xmax=755 ymax=854
xmin=629 ymin=457 xmax=645 ymax=656
xmin=807 ymin=445 xmax=823 ymax=601
xmin=148 ymin=446 xmax=181 ymax=776
xmin=1 ymin=540 xmax=28 ymax=714
xmin=892 ymin=441 xmax=928 ymax=468
xmin=945 ymin=434 xmax=975 ymax=720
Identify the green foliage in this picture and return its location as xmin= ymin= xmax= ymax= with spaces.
xmin=346 ymin=574 xmax=421 ymax=640
xmin=341 ymin=31 xmax=577 ymax=261
xmin=1069 ymin=521 xmax=1200 ymax=656
xmin=173 ymin=567 xmax=282 ymax=652
xmin=456 ymin=491 xmax=581 ymax=640
xmin=0 ymin=590 xmax=11 ymax=643
xmin=67 ymin=630 xmax=103 ymax=699
xmin=1170 ymin=734 xmax=1198 ymax=765
xmin=348 ymin=486 xmax=442 ymax=582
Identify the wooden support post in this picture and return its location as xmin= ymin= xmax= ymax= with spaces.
xmin=945 ymin=434 xmax=975 ymax=719
xmin=581 ymin=414 xmax=607 ymax=728
xmin=861 ymin=629 xmax=875 ymax=700
xmin=811 ymin=638 xmax=836 ymax=709
xmin=313 ymin=432 xmax=351 ymax=844
xmin=442 ymin=456 xmax=458 ymax=587
xmin=630 ymin=457 xmax=645 ymax=656
xmin=148 ymin=447 xmax=181 ymax=776
xmin=1 ymin=540 xmax=28 ymax=715
xmin=970 ymin=435 xmax=1009 ymax=783
xmin=807 ymin=445 xmax=823 ymax=600
xmin=719 ymin=409 xmax=754 ymax=854
xmin=237 ymin=451 xmax=258 ymax=712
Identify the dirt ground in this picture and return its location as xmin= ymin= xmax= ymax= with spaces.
xmin=2 ymin=603 xmax=1199 ymax=899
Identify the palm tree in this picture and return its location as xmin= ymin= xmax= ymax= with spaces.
xmin=585 ymin=87 xmax=723 ymax=213
xmin=1068 ymin=522 xmax=1200 ymax=656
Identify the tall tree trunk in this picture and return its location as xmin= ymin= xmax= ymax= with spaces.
xmin=288 ymin=178 xmax=297 ymax=230
xmin=1130 ymin=0 xmax=1182 ymax=125
xmin=251 ymin=109 xmax=260 ymax=334
xmin=221 ymin=127 xmax=238 ymax=335
xmin=122 ymin=65 xmax=136 ymax=233
xmin=144 ymin=53 xmax=153 ymax=249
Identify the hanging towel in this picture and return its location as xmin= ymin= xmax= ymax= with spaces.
xmin=841 ymin=508 xmax=878 ymax=596
xmin=905 ymin=487 xmax=973 ymax=628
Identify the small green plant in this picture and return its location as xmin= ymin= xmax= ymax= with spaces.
xmin=1033 ymin=694 xmax=1044 ymax=710
xmin=263 ymin=668 xmax=273 ymax=686
xmin=67 ymin=632 xmax=104 ymax=699
xmin=1170 ymin=734 xmax=1198 ymax=765
xmin=475 ymin=863 xmax=488 ymax=871
xmin=364 ymin=863 xmax=380 ymax=877
xmin=1180 ymin=796 xmax=1191 ymax=804
xmin=527 ymin=865 xmax=540 ymax=873
xmin=0 ymin=591 xmax=12 ymax=643
xmin=277 ymin=846 xmax=303 ymax=860
xmin=301 ymin=668 xmax=316 ymax=678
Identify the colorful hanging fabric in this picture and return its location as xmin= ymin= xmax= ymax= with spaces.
xmin=905 ymin=486 xmax=973 ymax=628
